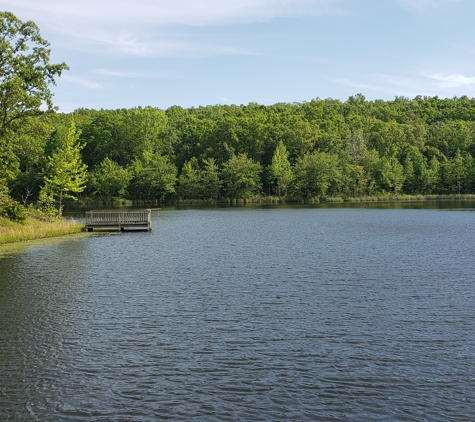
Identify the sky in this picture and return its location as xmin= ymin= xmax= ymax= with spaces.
xmin=3 ymin=0 xmax=475 ymax=111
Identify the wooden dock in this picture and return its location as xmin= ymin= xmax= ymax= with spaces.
xmin=85 ymin=210 xmax=152 ymax=232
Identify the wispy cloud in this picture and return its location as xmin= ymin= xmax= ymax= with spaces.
xmin=62 ymin=75 xmax=103 ymax=90
xmin=59 ymin=28 xmax=251 ymax=58
xmin=95 ymin=68 xmax=181 ymax=79
xmin=420 ymin=72 xmax=475 ymax=88
xmin=5 ymin=0 xmax=296 ymax=58
xmin=3 ymin=0 xmax=338 ymax=28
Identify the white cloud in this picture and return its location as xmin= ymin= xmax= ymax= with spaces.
xmin=421 ymin=72 xmax=475 ymax=88
xmin=58 ymin=28 xmax=250 ymax=58
xmin=5 ymin=0 xmax=328 ymax=58
xmin=62 ymin=75 xmax=103 ymax=89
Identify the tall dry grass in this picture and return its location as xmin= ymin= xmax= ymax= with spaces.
xmin=0 ymin=217 xmax=84 ymax=244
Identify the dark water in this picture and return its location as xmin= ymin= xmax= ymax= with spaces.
xmin=1 ymin=206 xmax=475 ymax=421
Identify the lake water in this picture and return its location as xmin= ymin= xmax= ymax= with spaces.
xmin=1 ymin=204 xmax=475 ymax=421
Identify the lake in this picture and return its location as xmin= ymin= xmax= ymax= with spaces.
xmin=1 ymin=204 xmax=475 ymax=421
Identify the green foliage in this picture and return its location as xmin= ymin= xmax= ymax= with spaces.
xmin=129 ymin=151 xmax=177 ymax=201
xmin=443 ymin=149 xmax=474 ymax=194
xmin=176 ymin=157 xmax=222 ymax=201
xmin=376 ymin=156 xmax=405 ymax=194
xmin=221 ymin=153 xmax=262 ymax=200
xmin=1 ymin=198 xmax=26 ymax=222
xmin=269 ymin=141 xmax=294 ymax=198
xmin=36 ymin=189 xmax=57 ymax=217
xmin=79 ymin=107 xmax=173 ymax=168
xmin=0 ymin=11 xmax=67 ymax=208
xmin=293 ymin=151 xmax=342 ymax=199
xmin=0 ymin=11 xmax=68 ymax=134
xmin=403 ymin=146 xmax=429 ymax=194
xmin=342 ymin=164 xmax=367 ymax=197
xmin=89 ymin=158 xmax=131 ymax=201
xmin=177 ymin=157 xmax=201 ymax=200
xmin=0 ymin=136 xmax=20 ymax=184
xmin=0 ymin=182 xmax=9 ymax=204
xmin=41 ymin=121 xmax=87 ymax=216
xmin=200 ymin=158 xmax=221 ymax=201
xmin=347 ymin=130 xmax=368 ymax=163
xmin=428 ymin=121 xmax=473 ymax=158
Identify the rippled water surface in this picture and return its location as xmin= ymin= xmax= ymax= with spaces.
xmin=1 ymin=206 xmax=475 ymax=421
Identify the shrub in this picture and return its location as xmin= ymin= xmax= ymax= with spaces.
xmin=1 ymin=200 xmax=26 ymax=222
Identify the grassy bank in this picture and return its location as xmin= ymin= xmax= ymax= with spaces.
xmin=0 ymin=216 xmax=84 ymax=245
xmin=172 ymin=193 xmax=475 ymax=205
xmin=336 ymin=193 xmax=475 ymax=203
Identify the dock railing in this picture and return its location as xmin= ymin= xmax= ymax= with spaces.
xmin=85 ymin=209 xmax=151 ymax=231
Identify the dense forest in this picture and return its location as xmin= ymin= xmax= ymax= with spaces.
xmin=4 ymin=95 xmax=475 ymax=210
xmin=5 ymin=94 xmax=475 ymax=208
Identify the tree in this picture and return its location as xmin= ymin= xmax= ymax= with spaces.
xmin=443 ymin=149 xmax=472 ymax=194
xmin=221 ymin=153 xmax=262 ymax=200
xmin=200 ymin=157 xmax=221 ymax=201
xmin=269 ymin=141 xmax=294 ymax=198
xmin=403 ymin=146 xmax=429 ymax=194
xmin=129 ymin=151 xmax=177 ymax=201
xmin=177 ymin=157 xmax=201 ymax=200
xmin=0 ymin=11 xmax=68 ymax=130
xmin=376 ymin=156 xmax=405 ymax=194
xmin=348 ymin=130 xmax=368 ymax=162
xmin=360 ymin=149 xmax=381 ymax=195
xmin=428 ymin=121 xmax=473 ymax=158
xmin=426 ymin=156 xmax=441 ymax=193
xmin=127 ymin=107 xmax=172 ymax=157
xmin=0 ymin=12 xmax=68 ymax=194
xmin=40 ymin=122 xmax=87 ymax=216
xmin=79 ymin=110 xmax=133 ymax=168
xmin=89 ymin=158 xmax=131 ymax=202
xmin=343 ymin=164 xmax=367 ymax=197
xmin=293 ymin=151 xmax=342 ymax=199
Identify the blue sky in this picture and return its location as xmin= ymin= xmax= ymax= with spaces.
xmin=4 ymin=0 xmax=475 ymax=111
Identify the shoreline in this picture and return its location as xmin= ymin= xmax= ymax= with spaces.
xmin=164 ymin=193 xmax=475 ymax=206
xmin=3 ymin=194 xmax=475 ymax=245
xmin=63 ymin=193 xmax=475 ymax=208
xmin=0 ymin=216 xmax=85 ymax=245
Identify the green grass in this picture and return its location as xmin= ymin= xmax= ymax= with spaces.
xmin=0 ymin=216 xmax=84 ymax=245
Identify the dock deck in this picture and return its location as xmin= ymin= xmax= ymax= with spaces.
xmin=85 ymin=209 xmax=152 ymax=232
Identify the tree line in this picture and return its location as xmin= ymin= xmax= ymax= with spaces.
xmin=13 ymin=95 xmax=475 ymax=206
xmin=7 ymin=95 xmax=475 ymax=209
xmin=3 ymin=11 xmax=475 ymax=219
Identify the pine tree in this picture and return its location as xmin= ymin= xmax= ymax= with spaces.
xmin=41 ymin=121 xmax=87 ymax=216
xmin=270 ymin=141 xmax=293 ymax=198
